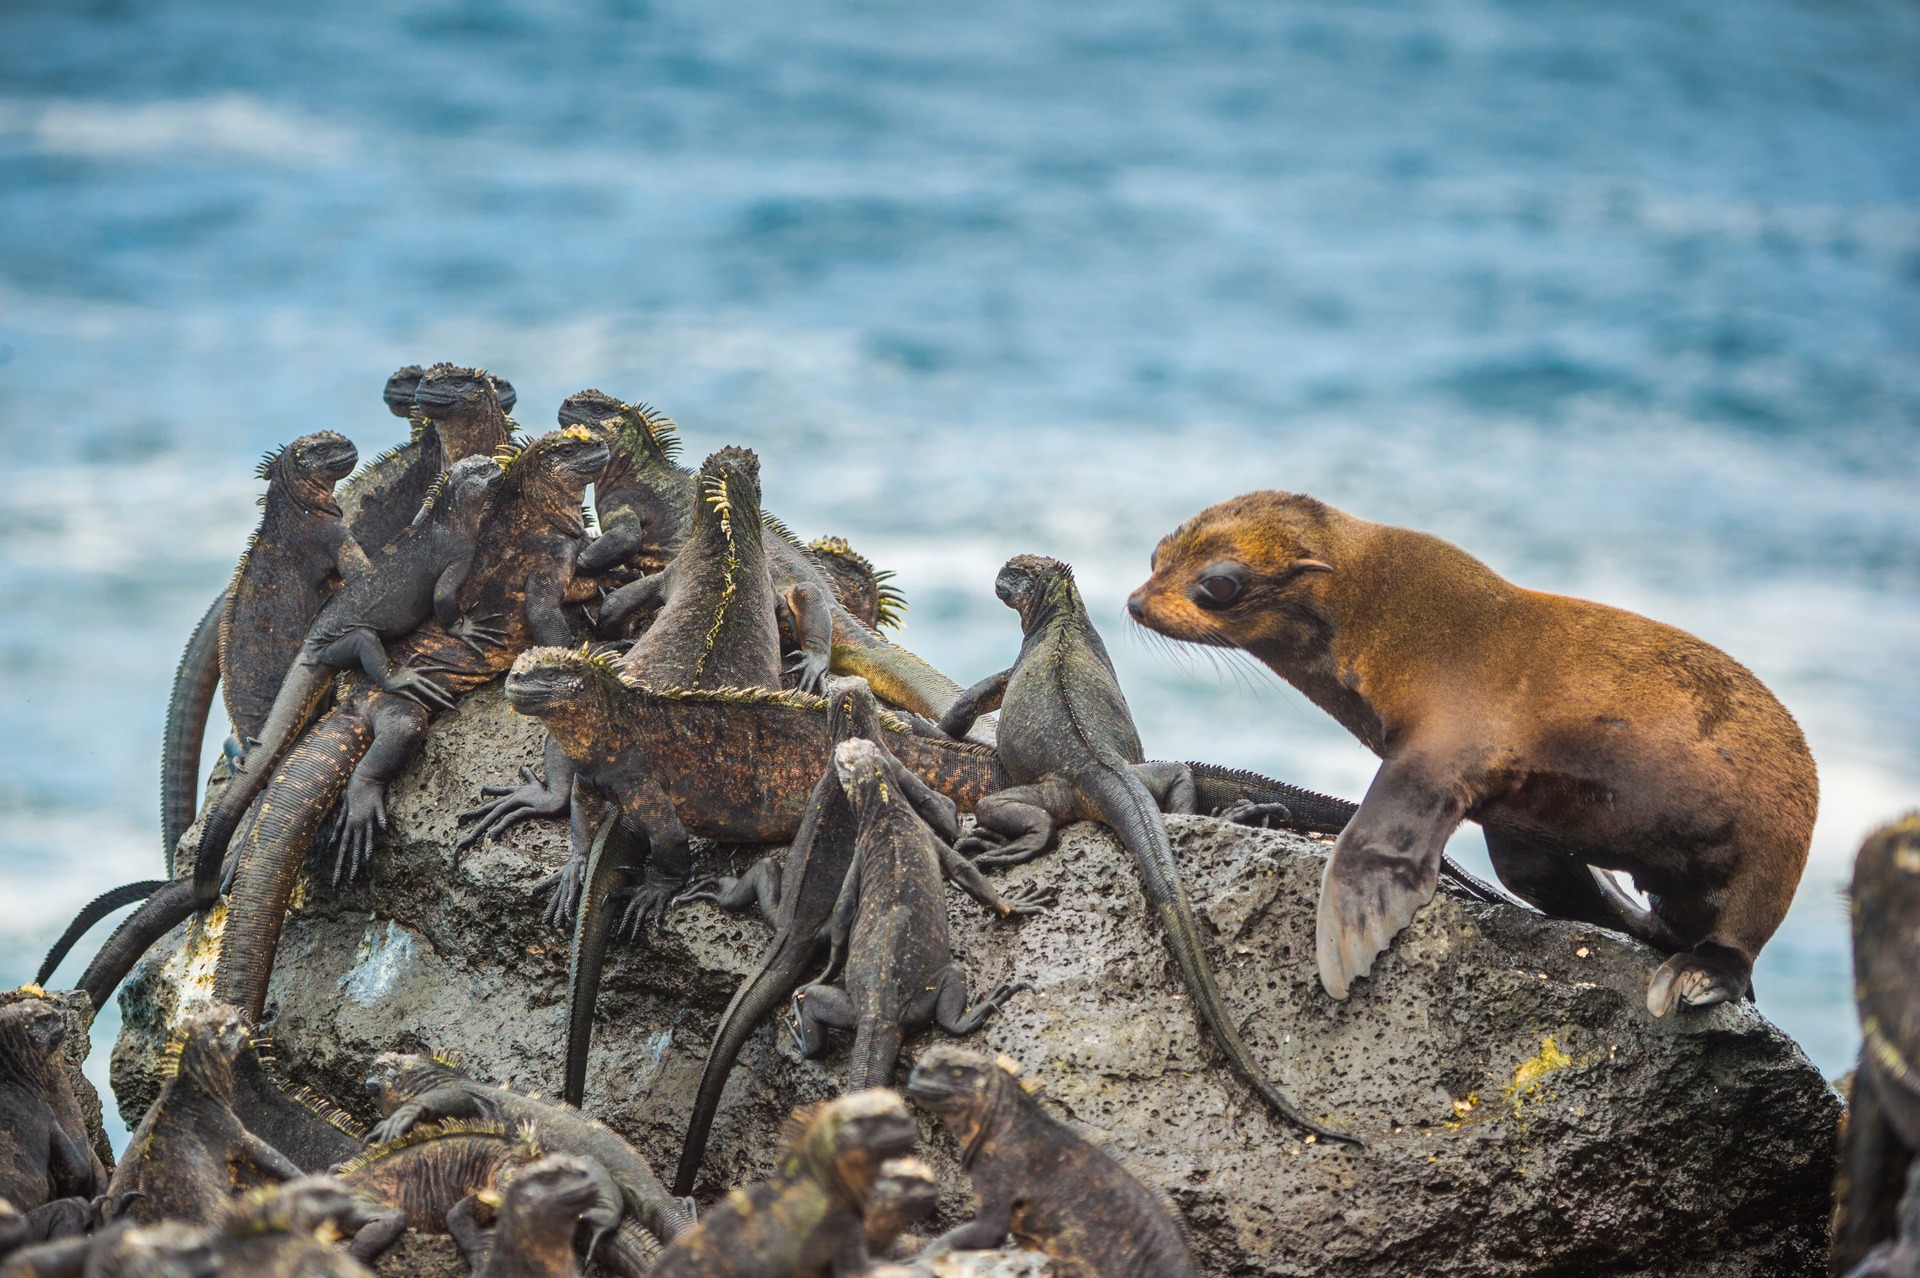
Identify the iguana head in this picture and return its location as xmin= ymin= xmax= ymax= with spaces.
xmin=782 ymin=1088 xmax=920 ymax=1205
xmin=904 ymin=1046 xmax=1028 ymax=1155
xmin=826 ymin=676 xmax=882 ymax=744
xmin=487 ymin=426 xmax=612 ymax=534
xmin=363 ymin=1050 xmax=468 ymax=1110
xmin=258 ymin=430 xmax=359 ymax=517
xmin=809 ymin=536 xmax=908 ymax=631
xmin=412 ymin=453 xmax=504 ymax=532
xmin=505 ymin=645 xmax=629 ymax=725
xmin=993 ymin=554 xmax=1080 ymax=634
xmin=867 ymin=1155 xmax=939 ymax=1242
xmin=169 ymin=1003 xmax=250 ymax=1099
xmin=383 ymin=365 xmax=426 ymax=417
xmin=0 ymin=998 xmax=65 ymax=1090
xmin=831 ymin=737 xmax=894 ymax=822
xmin=557 ymin=389 xmax=626 ymax=429
xmin=499 ymin=1153 xmax=604 ymax=1228
xmin=414 ymin=363 xmax=517 ymax=460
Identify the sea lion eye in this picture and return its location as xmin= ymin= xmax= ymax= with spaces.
xmin=1192 ymin=565 xmax=1246 ymax=609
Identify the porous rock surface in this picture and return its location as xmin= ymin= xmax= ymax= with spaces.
xmin=116 ymin=683 xmax=1840 ymax=1276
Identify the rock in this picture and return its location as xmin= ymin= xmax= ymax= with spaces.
xmin=115 ymin=682 xmax=1840 ymax=1277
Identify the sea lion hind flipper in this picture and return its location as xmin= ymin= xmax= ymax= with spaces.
xmin=1315 ymin=757 xmax=1463 ymax=1000
xmin=1645 ymin=945 xmax=1750 ymax=1017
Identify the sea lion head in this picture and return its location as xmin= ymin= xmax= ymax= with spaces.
xmin=1128 ymin=490 xmax=1337 ymax=656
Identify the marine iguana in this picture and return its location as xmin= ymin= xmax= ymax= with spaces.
xmin=0 ymin=1220 xmax=218 ymax=1278
xmin=649 ymin=1089 xmax=920 ymax=1278
xmin=1842 ymin=1159 xmax=1920 ymax=1278
xmin=862 ymin=1156 xmax=939 ymax=1260
xmin=806 ymin=537 xmax=906 ymax=633
xmin=188 ymin=452 xmax=506 ymax=902
xmin=791 ymin=738 xmax=1044 ymax=1090
xmin=457 ymin=403 xmax=992 ymax=854
xmin=107 ymin=1004 xmax=301 ymax=1227
xmin=555 ymin=393 xmax=682 ymax=582
xmin=331 ymin=1120 xmax=541 ymax=1263
xmin=359 ymin=1052 xmax=690 ymax=1248
xmin=938 ymin=554 xmax=1352 ymax=1143
xmin=906 ymin=1046 xmax=1198 ymax=1277
xmin=0 ymin=999 xmax=104 ymax=1218
xmin=670 ymin=676 xmax=981 ymax=1196
xmin=229 ymin=1035 xmax=366 ymax=1174
xmin=466 ymin=1154 xmax=604 ymax=1278
xmin=208 ymin=426 xmax=609 ymax=1020
xmin=210 ymin=1177 xmax=378 ymax=1277
xmin=160 ymin=363 xmax=515 ymax=870
xmin=1832 ymin=814 xmax=1920 ymax=1276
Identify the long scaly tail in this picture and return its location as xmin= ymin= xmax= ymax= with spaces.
xmin=36 ymin=879 xmax=168 ymax=987
xmin=163 ymin=590 xmax=225 ymax=873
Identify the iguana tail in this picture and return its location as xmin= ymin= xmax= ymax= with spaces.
xmin=163 ymin=590 xmax=225 ymax=873
xmin=215 ymin=708 xmax=374 ymax=1019
xmin=564 ymin=813 xmax=650 ymax=1109
xmin=36 ymin=879 xmax=168 ymax=987
xmin=1080 ymin=763 xmax=1359 ymax=1146
xmin=74 ymin=877 xmax=202 ymax=1014
xmin=846 ymin=1015 xmax=904 ymax=1095
xmin=1187 ymin=761 xmax=1511 ymax=906
xmin=191 ymin=657 xmax=336 ymax=903
xmin=672 ymin=931 xmax=820 ymax=1197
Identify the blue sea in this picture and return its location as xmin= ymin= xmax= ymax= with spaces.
xmin=2 ymin=0 xmax=1915 ymax=1143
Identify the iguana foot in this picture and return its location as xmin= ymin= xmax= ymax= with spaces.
xmin=383 ymin=666 xmax=459 ymax=713
xmin=994 ymin=881 xmax=1056 ymax=917
xmin=448 ymin=612 xmax=509 ymax=655
xmin=535 ymin=855 xmax=590 ymax=932
xmin=327 ymin=780 xmax=389 ymax=887
xmin=457 ymin=766 xmax=568 ymax=850
xmin=613 ymin=869 xmax=686 ymax=941
xmin=784 ymin=649 xmax=831 ymax=695
xmin=961 ymin=833 xmax=1051 ymax=868
xmin=1217 ymin=798 xmax=1296 ymax=829
xmin=1646 ymin=947 xmax=1749 ymax=1017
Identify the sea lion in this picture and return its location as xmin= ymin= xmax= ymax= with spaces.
xmin=1126 ymin=490 xmax=1818 ymax=1017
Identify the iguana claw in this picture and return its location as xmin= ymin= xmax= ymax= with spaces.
xmin=614 ymin=870 xmax=684 ymax=941
xmin=784 ymin=649 xmax=831 ymax=695
xmin=998 ymin=881 xmax=1056 ymax=917
xmin=456 ymin=766 xmax=567 ymax=850
xmin=385 ymin=667 xmax=458 ymax=713
xmin=1217 ymin=798 xmax=1296 ymax=829
xmin=534 ymin=857 xmax=589 ymax=932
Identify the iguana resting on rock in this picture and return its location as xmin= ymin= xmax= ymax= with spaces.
xmin=863 ymin=1157 xmax=939 ymax=1261
xmin=457 ymin=399 xmax=991 ymax=857
xmin=162 ymin=364 xmax=515 ymax=869
xmin=206 ymin=425 xmax=609 ymax=1020
xmin=555 ymin=392 xmax=680 ymax=583
xmin=360 ymin=1052 xmax=691 ymax=1248
xmin=938 ymin=555 xmax=1356 ymax=1143
xmin=0 ymin=997 xmax=105 ymax=1221
xmin=108 ymin=1004 xmax=301 ymax=1227
xmin=467 ymin=1154 xmax=605 ymax=1278
xmin=792 ymin=737 xmax=1048 ymax=1090
xmin=671 ymin=676 xmax=987 ymax=1196
xmin=905 ymin=1046 xmax=1199 ymax=1278
xmin=188 ymin=452 xmax=506 ymax=901
xmin=650 ymin=1089 xmax=920 ymax=1278
xmin=210 ymin=1177 xmax=378 ymax=1277
xmin=1833 ymin=814 xmax=1920 ymax=1276
xmin=230 ymin=1035 xmax=366 ymax=1175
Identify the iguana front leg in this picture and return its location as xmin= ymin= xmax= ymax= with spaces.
xmin=936 ymin=669 xmax=1010 ymax=741
xmin=779 ymin=582 xmax=833 ymax=695
xmin=612 ymin=776 xmax=694 ymax=939
xmin=955 ymin=777 xmax=1079 ymax=867
xmin=535 ymin=780 xmax=607 ymax=932
xmin=326 ymin=695 xmax=431 ymax=886
xmin=457 ymin=733 xmax=576 ymax=853
xmin=935 ymin=844 xmax=1056 ymax=918
xmin=680 ymin=856 xmax=783 ymax=928
xmin=921 ymin=1173 xmax=1014 ymax=1256
xmin=239 ymin=1129 xmax=304 ymax=1185
xmin=317 ymin=626 xmax=457 ymax=713
xmin=369 ymin=1084 xmax=497 ymax=1144
xmin=596 ymin=568 xmax=668 ymax=636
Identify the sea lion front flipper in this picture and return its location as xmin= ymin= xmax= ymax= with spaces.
xmin=1645 ymin=946 xmax=1749 ymax=1017
xmin=1315 ymin=756 xmax=1467 ymax=1000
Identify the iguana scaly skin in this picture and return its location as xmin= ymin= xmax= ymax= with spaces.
xmin=208 ymin=427 xmax=609 ymax=1020
xmin=361 ymin=1053 xmax=691 ymax=1248
xmin=469 ymin=1154 xmax=603 ymax=1278
xmin=1832 ymin=815 xmax=1920 ymax=1277
xmin=229 ymin=1036 xmax=366 ymax=1175
xmin=0 ymin=1220 xmax=218 ymax=1278
xmin=0 ymin=998 xmax=103 ymax=1216
xmin=210 ymin=1177 xmax=378 ymax=1277
xmin=557 ymin=394 xmax=684 ymax=582
xmin=806 ymin=536 xmax=906 ymax=633
xmin=792 ymin=738 xmax=1047 ymax=1091
xmin=938 ymin=555 xmax=1351 ymax=1143
xmin=161 ymin=363 xmax=515 ymax=869
xmin=458 ymin=404 xmax=990 ymax=857
xmin=107 ymin=1004 xmax=301 ymax=1227
xmin=189 ymin=452 xmax=505 ymax=902
xmin=650 ymin=1090 xmax=920 ymax=1278
xmin=908 ymin=1047 xmax=1199 ymax=1278
xmin=670 ymin=676 xmax=974 ymax=1196
xmin=862 ymin=1156 xmax=938 ymax=1260
xmin=331 ymin=1120 xmax=541 ymax=1263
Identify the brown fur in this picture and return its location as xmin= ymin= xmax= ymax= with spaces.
xmin=1129 ymin=491 xmax=1818 ymax=1015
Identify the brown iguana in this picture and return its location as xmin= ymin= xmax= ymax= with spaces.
xmin=937 ymin=554 xmax=1352 ymax=1143
xmin=806 ymin=536 xmax=906 ymax=633
xmin=229 ymin=1035 xmax=367 ymax=1174
xmin=208 ymin=425 xmax=609 ymax=1020
xmin=161 ymin=363 xmax=515 ymax=868
xmin=0 ymin=997 xmax=104 ymax=1222
xmin=468 ymin=1154 xmax=605 ymax=1278
xmin=211 ymin=1177 xmax=378 ymax=1277
xmin=905 ymin=1046 xmax=1199 ymax=1278
xmin=649 ymin=1089 xmax=921 ymax=1278
xmin=1832 ymin=814 xmax=1920 ymax=1276
xmin=0 ymin=1220 xmax=218 ymax=1278
xmin=107 ymin=1004 xmax=301 ymax=1226
xmin=791 ymin=737 xmax=1045 ymax=1090
xmin=188 ymin=452 xmax=506 ymax=901
xmin=863 ymin=1157 xmax=939 ymax=1260
xmin=360 ymin=1052 xmax=691 ymax=1248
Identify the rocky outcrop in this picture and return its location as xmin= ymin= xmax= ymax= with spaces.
xmin=115 ymin=683 xmax=1841 ymax=1276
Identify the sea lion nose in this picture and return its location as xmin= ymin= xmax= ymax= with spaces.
xmin=1126 ymin=591 xmax=1147 ymax=622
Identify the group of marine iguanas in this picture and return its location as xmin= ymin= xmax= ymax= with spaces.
xmin=4 ymin=361 xmax=1916 ymax=1276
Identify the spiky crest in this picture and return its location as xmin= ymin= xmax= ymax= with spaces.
xmin=331 ymin=1119 xmax=533 ymax=1178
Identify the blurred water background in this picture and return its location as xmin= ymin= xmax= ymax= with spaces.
xmin=2 ymin=0 xmax=1916 ymax=1142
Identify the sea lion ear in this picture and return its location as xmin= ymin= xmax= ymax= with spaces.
xmin=1290 ymin=559 xmax=1334 ymax=576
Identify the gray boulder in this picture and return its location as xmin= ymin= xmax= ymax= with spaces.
xmin=115 ymin=683 xmax=1840 ymax=1276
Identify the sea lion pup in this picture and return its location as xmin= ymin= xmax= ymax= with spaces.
xmin=1127 ymin=490 xmax=1818 ymax=1016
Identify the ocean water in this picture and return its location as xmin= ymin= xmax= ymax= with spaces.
xmin=2 ymin=0 xmax=1915 ymax=1142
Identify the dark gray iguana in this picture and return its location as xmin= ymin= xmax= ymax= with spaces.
xmin=937 ymin=554 xmax=1354 ymax=1144
xmin=360 ymin=1052 xmax=691 ymax=1248
xmin=466 ymin=1154 xmax=607 ymax=1278
xmin=791 ymin=737 xmax=1047 ymax=1091
xmin=228 ymin=1035 xmax=367 ymax=1175
xmin=905 ymin=1046 xmax=1199 ymax=1278
xmin=188 ymin=452 xmax=506 ymax=902
xmin=0 ymin=998 xmax=104 ymax=1223
xmin=210 ymin=1177 xmax=379 ymax=1277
